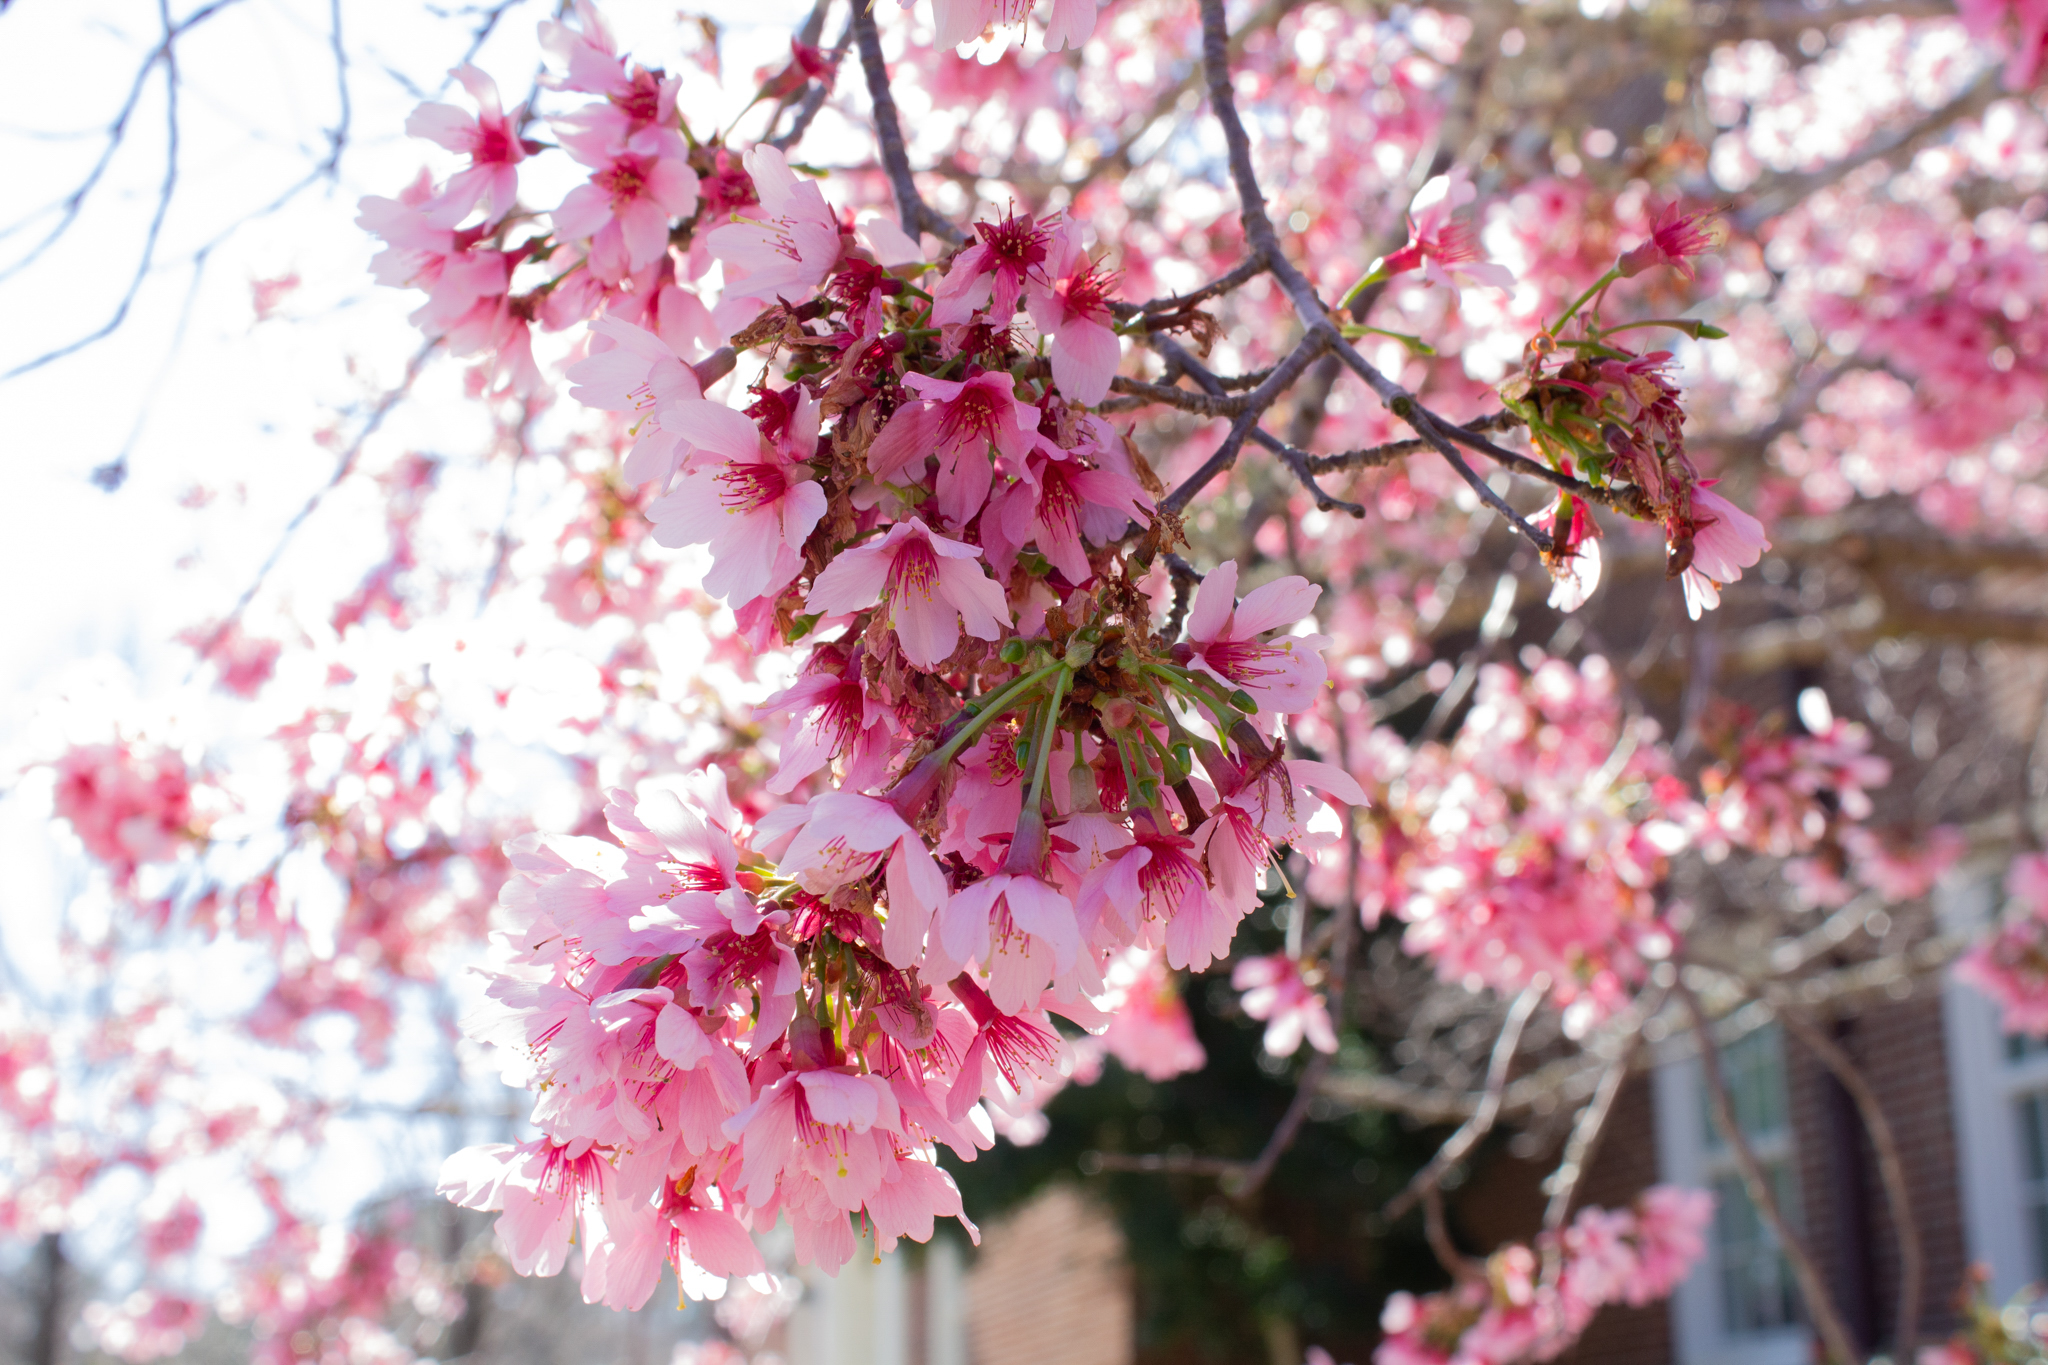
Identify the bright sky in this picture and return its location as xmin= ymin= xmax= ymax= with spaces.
xmin=0 ymin=0 xmax=821 ymax=1303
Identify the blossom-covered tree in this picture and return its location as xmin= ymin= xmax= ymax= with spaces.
xmin=5 ymin=0 xmax=2048 ymax=1361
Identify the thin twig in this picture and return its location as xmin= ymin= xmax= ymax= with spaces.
xmin=1155 ymin=331 xmax=1330 ymax=516
xmin=1422 ymin=1185 xmax=1482 ymax=1281
xmin=1539 ymin=1040 xmax=1635 ymax=1280
xmin=1383 ymin=981 xmax=1545 ymax=1223
xmin=1226 ymin=1054 xmax=1332 ymax=1199
xmin=1163 ymin=554 xmax=1203 ymax=640
xmin=1676 ymin=977 xmax=1862 ymax=1365
xmin=1193 ymin=0 xmax=1554 ymax=554
xmin=3 ymin=0 xmax=191 ymax=384
xmin=185 ymin=339 xmax=438 ymax=678
xmin=1107 ymin=375 xmax=1255 ymax=417
xmin=1772 ymin=1002 xmax=1924 ymax=1364
xmin=1111 ymin=254 xmax=1271 ymax=319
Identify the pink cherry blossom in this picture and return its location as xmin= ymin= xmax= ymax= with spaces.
xmin=705 ymin=145 xmax=844 ymax=311
xmin=867 ymin=370 xmax=1041 ymax=525
xmin=1025 ymin=224 xmax=1123 ymax=407
xmin=1680 ymin=483 xmax=1770 ymax=620
xmin=931 ymin=210 xmax=1051 ymax=326
xmin=1181 ymin=560 xmax=1331 ymax=717
xmin=1232 ymin=954 xmax=1338 ymax=1056
xmin=805 ymin=518 xmax=1011 ymax=669
xmin=646 ymin=391 xmax=828 ymax=604
xmin=405 ymin=65 xmax=528 ymax=226
xmin=552 ymin=127 xmax=700 ymax=284
xmin=1375 ymin=168 xmax=1515 ymax=294
xmin=564 ymin=315 xmax=707 ymax=488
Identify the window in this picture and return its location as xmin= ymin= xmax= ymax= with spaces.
xmin=1947 ymin=965 xmax=2048 ymax=1302
xmin=1656 ymin=1022 xmax=1809 ymax=1365
xmin=1943 ymin=870 xmax=2048 ymax=1305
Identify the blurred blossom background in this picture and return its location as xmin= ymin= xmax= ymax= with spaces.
xmin=3 ymin=0 xmax=2048 ymax=1363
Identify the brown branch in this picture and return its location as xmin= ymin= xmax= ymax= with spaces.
xmin=1422 ymin=1185 xmax=1483 ymax=1281
xmin=1108 ymin=375 xmax=1255 ymax=417
xmin=1382 ymin=982 xmax=1545 ymax=1223
xmin=1773 ymin=1004 xmax=1924 ymax=1364
xmin=1676 ymin=977 xmax=1862 ymax=1365
xmin=1539 ymin=1039 xmax=1635 ymax=1282
xmin=1193 ymin=0 xmax=1554 ymax=553
xmin=1112 ymin=254 xmax=1272 ymax=319
xmin=1163 ymin=554 xmax=1203 ymax=640
xmin=1155 ymin=331 xmax=1331 ymax=515
xmin=1304 ymin=411 xmax=1522 ymax=474
xmin=850 ymin=3 xmax=963 ymax=246
xmin=1225 ymin=1054 xmax=1333 ymax=1199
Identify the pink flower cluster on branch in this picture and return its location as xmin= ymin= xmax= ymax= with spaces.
xmin=1376 ymin=1186 xmax=1713 ymax=1365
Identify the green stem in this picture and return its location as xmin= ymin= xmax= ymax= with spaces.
xmin=939 ymin=665 xmax=1063 ymax=766
xmin=1339 ymin=323 xmax=1436 ymax=356
xmin=1338 ymin=261 xmax=1390 ymax=313
xmin=1024 ymin=667 xmax=1070 ymax=816
xmin=1593 ymin=317 xmax=1727 ymax=340
xmin=1549 ymin=268 xmax=1621 ymax=335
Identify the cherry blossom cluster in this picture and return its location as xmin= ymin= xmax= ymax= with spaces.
xmin=49 ymin=741 xmax=203 ymax=893
xmin=28 ymin=0 xmax=2045 ymax=1353
xmin=1492 ymin=207 xmax=1770 ymax=617
xmin=1691 ymin=705 xmax=1962 ymax=908
xmin=1374 ymin=1186 xmax=1713 ymax=1365
xmin=1955 ymin=854 xmax=2048 ymax=1035
xmin=368 ymin=12 xmax=1385 ymax=1293
xmin=1308 ymin=656 xmax=1688 ymax=1028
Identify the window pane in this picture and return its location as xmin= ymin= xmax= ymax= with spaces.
xmin=2010 ymin=1034 xmax=2048 ymax=1064
xmin=1704 ymin=1024 xmax=1790 ymax=1151
xmin=2018 ymin=1091 xmax=2048 ymax=1277
xmin=1713 ymin=1163 xmax=1800 ymax=1334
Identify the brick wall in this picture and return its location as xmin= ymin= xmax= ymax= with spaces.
xmin=965 ymin=1185 xmax=1134 ymax=1365
xmin=1559 ymin=1075 xmax=1674 ymax=1365
xmin=1784 ymin=988 xmax=1971 ymax=1354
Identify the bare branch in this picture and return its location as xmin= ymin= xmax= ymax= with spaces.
xmin=1383 ymin=982 xmax=1545 ymax=1223
xmin=1271 ymin=435 xmax=1368 ymax=518
xmin=1422 ymin=1185 xmax=1482 ymax=1281
xmin=1107 ymin=375 xmax=1256 ymax=417
xmin=1111 ymin=254 xmax=1272 ymax=319
xmin=1676 ymin=977 xmax=1862 ymax=1365
xmin=184 ymin=339 xmax=438 ymax=678
xmin=850 ymin=4 xmax=964 ymax=246
xmin=1162 ymin=554 xmax=1203 ymax=640
xmin=1155 ymin=331 xmax=1331 ymax=516
xmin=1225 ymin=1054 xmax=1333 ymax=1199
xmin=1540 ymin=1038 xmax=1635 ymax=1279
xmin=1303 ymin=411 xmax=1523 ymax=474
xmin=1773 ymin=1003 xmax=1925 ymax=1364
xmin=1192 ymin=0 xmax=1554 ymax=553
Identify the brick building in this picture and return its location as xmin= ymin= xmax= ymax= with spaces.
xmin=1539 ymin=958 xmax=2036 ymax=1364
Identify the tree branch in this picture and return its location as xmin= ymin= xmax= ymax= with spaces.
xmin=1773 ymin=1003 xmax=1924 ymax=1365
xmin=1383 ymin=982 xmax=1545 ymax=1223
xmin=851 ymin=4 xmax=964 ymax=246
xmin=1676 ymin=977 xmax=1862 ymax=1365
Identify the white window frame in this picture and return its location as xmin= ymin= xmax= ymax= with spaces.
xmin=1655 ymin=1027 xmax=1811 ymax=1365
xmin=1943 ymin=866 xmax=2048 ymax=1305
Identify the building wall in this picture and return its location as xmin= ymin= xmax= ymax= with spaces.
xmin=1559 ymin=1075 xmax=1673 ymax=1365
xmin=1782 ymin=989 xmax=1971 ymax=1353
xmin=965 ymin=1185 xmax=1133 ymax=1365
